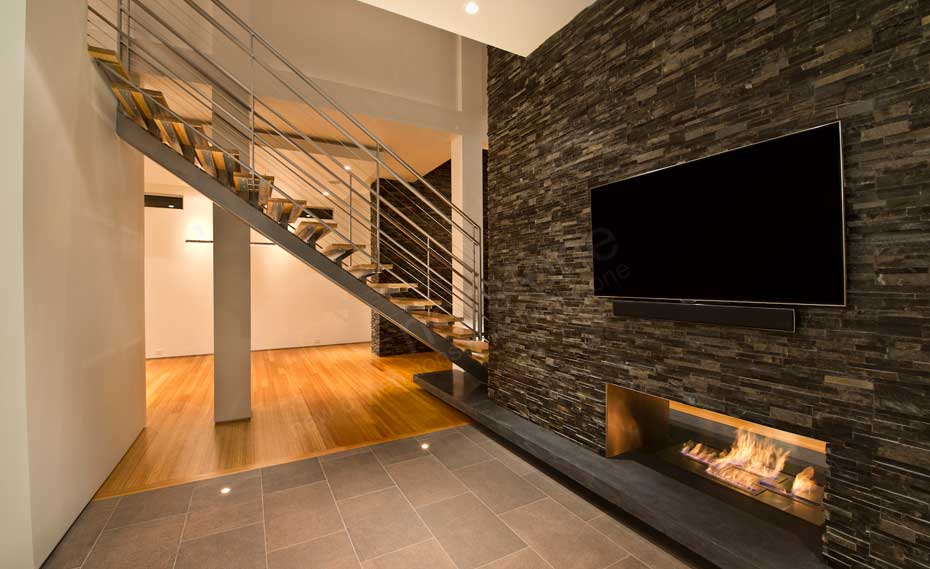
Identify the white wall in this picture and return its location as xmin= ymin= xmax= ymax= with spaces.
xmin=21 ymin=0 xmax=146 ymax=565
xmin=0 ymin=0 xmax=35 ymax=567
xmin=144 ymin=170 xmax=371 ymax=358
xmin=251 ymin=0 xmax=459 ymax=110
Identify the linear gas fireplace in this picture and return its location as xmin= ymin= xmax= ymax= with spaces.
xmin=606 ymin=385 xmax=827 ymax=535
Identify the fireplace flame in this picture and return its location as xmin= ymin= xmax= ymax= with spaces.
xmin=682 ymin=430 xmax=823 ymax=503
xmin=791 ymin=466 xmax=817 ymax=498
xmin=683 ymin=429 xmax=790 ymax=479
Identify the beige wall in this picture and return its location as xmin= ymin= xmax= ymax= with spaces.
xmin=0 ymin=0 xmax=35 ymax=566
xmin=145 ymin=177 xmax=371 ymax=358
xmin=22 ymin=0 xmax=146 ymax=565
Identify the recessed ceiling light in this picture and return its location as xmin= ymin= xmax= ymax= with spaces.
xmin=322 ymin=191 xmax=330 ymax=196
xmin=343 ymin=165 xmax=352 ymax=171
xmin=420 ymin=442 xmax=430 ymax=450
xmin=464 ymin=1 xmax=479 ymax=15
xmin=220 ymin=487 xmax=231 ymax=495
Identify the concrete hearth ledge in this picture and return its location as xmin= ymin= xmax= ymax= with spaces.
xmin=414 ymin=370 xmax=827 ymax=569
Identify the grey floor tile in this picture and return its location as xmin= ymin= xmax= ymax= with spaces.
xmin=606 ymin=557 xmax=651 ymax=569
xmin=323 ymin=451 xmax=395 ymax=501
xmin=418 ymin=493 xmax=525 ymax=569
xmin=361 ymin=539 xmax=455 ymax=569
xmin=320 ymin=446 xmax=374 ymax=463
xmin=190 ymin=471 xmax=261 ymax=511
xmin=267 ymin=531 xmax=360 ymax=569
xmin=261 ymin=457 xmax=325 ymax=494
xmin=175 ymin=522 xmax=265 ymax=569
xmin=386 ymin=456 xmax=467 ymax=508
xmin=338 ymin=487 xmax=431 ymax=561
xmin=457 ymin=425 xmax=496 ymax=446
xmin=264 ymin=480 xmax=344 ymax=552
xmin=107 ymin=484 xmax=194 ymax=529
xmin=479 ymin=441 xmax=539 ymax=477
xmin=183 ymin=498 xmax=263 ymax=542
xmin=42 ymin=498 xmax=118 ymax=569
xmin=83 ymin=514 xmax=185 ymax=569
xmin=454 ymin=460 xmax=544 ymax=514
xmin=183 ymin=471 xmax=264 ymax=541
xmin=479 ymin=548 xmax=550 ymax=569
xmin=421 ymin=430 xmax=492 ymax=471
xmin=500 ymin=499 xmax=626 ymax=569
xmin=523 ymin=471 xmax=602 ymax=521
xmin=370 ymin=437 xmax=430 ymax=466
xmin=589 ymin=515 xmax=694 ymax=569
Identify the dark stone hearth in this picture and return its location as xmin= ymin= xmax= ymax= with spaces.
xmin=485 ymin=2 xmax=930 ymax=569
xmin=415 ymin=370 xmax=825 ymax=569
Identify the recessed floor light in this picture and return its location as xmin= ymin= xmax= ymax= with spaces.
xmin=220 ymin=487 xmax=231 ymax=495
xmin=464 ymin=1 xmax=479 ymax=15
xmin=323 ymin=191 xmax=331 ymax=196
xmin=420 ymin=442 xmax=430 ymax=450
xmin=343 ymin=165 xmax=352 ymax=171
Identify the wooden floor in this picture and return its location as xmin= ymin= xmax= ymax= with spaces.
xmin=96 ymin=343 xmax=465 ymax=499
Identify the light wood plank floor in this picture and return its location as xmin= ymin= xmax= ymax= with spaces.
xmin=96 ymin=343 xmax=464 ymax=499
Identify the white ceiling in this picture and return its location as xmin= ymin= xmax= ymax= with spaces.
xmin=354 ymin=0 xmax=595 ymax=57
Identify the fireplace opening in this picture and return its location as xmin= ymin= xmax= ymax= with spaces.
xmin=606 ymin=384 xmax=827 ymax=531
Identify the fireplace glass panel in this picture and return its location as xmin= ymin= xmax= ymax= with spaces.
xmin=606 ymin=385 xmax=827 ymax=527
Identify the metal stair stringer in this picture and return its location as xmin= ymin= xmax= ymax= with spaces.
xmin=116 ymin=112 xmax=488 ymax=381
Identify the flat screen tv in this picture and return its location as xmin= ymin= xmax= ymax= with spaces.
xmin=590 ymin=122 xmax=846 ymax=306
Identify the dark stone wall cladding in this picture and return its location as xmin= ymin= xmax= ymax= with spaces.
xmin=370 ymin=161 xmax=453 ymax=357
xmin=485 ymin=1 xmax=930 ymax=567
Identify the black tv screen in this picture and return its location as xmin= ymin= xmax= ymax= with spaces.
xmin=591 ymin=122 xmax=846 ymax=306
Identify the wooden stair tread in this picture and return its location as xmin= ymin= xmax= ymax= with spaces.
xmin=411 ymin=311 xmax=463 ymax=324
xmin=295 ymin=220 xmax=336 ymax=242
xmin=471 ymin=352 xmax=489 ymax=364
xmin=369 ymin=282 xmax=418 ymax=290
xmin=350 ymin=264 xmax=392 ymax=271
xmin=391 ymin=298 xmax=441 ymax=308
xmin=323 ymin=243 xmax=365 ymax=252
xmin=453 ymin=339 xmax=489 ymax=353
xmin=432 ymin=325 xmax=474 ymax=339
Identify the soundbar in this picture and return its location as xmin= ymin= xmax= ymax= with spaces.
xmin=612 ymin=300 xmax=796 ymax=332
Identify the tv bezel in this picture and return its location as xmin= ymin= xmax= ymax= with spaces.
xmin=590 ymin=121 xmax=847 ymax=308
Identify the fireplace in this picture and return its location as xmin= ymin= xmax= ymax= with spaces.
xmin=606 ymin=385 xmax=827 ymax=538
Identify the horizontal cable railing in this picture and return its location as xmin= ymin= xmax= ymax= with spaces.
xmin=86 ymin=0 xmax=484 ymax=335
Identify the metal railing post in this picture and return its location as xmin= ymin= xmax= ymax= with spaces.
xmin=375 ymin=144 xmax=381 ymax=268
xmin=249 ymin=33 xmax=255 ymax=171
xmin=349 ymin=176 xmax=353 ymax=248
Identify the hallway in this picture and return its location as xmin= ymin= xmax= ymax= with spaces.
xmin=96 ymin=343 xmax=465 ymax=498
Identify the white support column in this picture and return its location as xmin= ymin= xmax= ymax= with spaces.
xmin=212 ymin=205 xmax=251 ymax=422
xmin=451 ymin=134 xmax=484 ymax=329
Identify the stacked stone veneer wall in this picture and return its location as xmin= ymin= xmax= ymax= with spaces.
xmin=485 ymin=1 xmax=930 ymax=567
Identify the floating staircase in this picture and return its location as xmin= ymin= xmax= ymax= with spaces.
xmin=86 ymin=0 xmax=488 ymax=378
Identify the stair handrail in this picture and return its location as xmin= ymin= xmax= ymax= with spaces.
xmin=93 ymin=0 xmax=485 ymax=335
xmin=106 ymin=3 xmax=480 ymax=316
xmin=200 ymin=0 xmax=481 ymax=242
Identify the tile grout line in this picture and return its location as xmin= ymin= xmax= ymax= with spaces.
xmin=358 ymin=536 xmax=437 ymax=565
xmin=259 ymin=469 xmax=269 ymax=569
xmin=584 ymin=514 xmax=663 ymax=569
xmin=332 ymin=481 xmax=399 ymax=504
xmin=169 ymin=490 xmax=195 ymax=569
xmin=321 ymin=460 xmax=365 ymax=567
xmin=425 ymin=438 xmax=557 ymax=569
xmin=372 ymin=443 xmax=463 ymax=569
xmin=179 ymin=519 xmax=265 ymax=546
xmin=473 ymin=546 xmax=532 ymax=569
xmin=77 ymin=496 xmax=122 ymax=569
xmin=264 ymin=528 xmax=347 ymax=555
